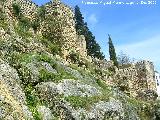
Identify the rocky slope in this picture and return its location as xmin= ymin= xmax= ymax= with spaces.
xmin=0 ymin=0 xmax=160 ymax=120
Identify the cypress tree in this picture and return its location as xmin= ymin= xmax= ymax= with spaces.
xmin=74 ymin=5 xmax=85 ymax=35
xmin=108 ymin=35 xmax=118 ymax=67
xmin=74 ymin=5 xmax=104 ymax=59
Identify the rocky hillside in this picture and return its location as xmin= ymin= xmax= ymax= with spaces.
xmin=0 ymin=0 xmax=160 ymax=120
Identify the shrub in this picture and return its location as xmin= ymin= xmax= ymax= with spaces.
xmin=48 ymin=44 xmax=61 ymax=56
xmin=65 ymin=95 xmax=109 ymax=110
xmin=12 ymin=3 xmax=21 ymax=18
xmin=25 ymin=84 xmax=42 ymax=120
xmin=37 ymin=6 xmax=46 ymax=21
xmin=137 ymin=90 xmax=158 ymax=101
xmin=31 ymin=20 xmax=40 ymax=33
xmin=67 ymin=50 xmax=80 ymax=63
xmin=0 ymin=12 xmax=5 ymax=20
xmin=19 ymin=16 xmax=31 ymax=31
xmin=39 ymin=68 xmax=56 ymax=82
xmin=40 ymin=37 xmax=61 ymax=56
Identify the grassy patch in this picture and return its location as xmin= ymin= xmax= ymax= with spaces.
xmin=65 ymin=95 xmax=110 ymax=110
xmin=25 ymin=84 xmax=43 ymax=120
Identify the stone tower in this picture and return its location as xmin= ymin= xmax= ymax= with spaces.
xmin=136 ymin=60 xmax=156 ymax=91
xmin=43 ymin=1 xmax=87 ymax=58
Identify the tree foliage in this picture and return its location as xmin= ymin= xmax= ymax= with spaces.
xmin=37 ymin=6 xmax=46 ymax=22
xmin=108 ymin=35 xmax=118 ymax=67
xmin=74 ymin=5 xmax=104 ymax=59
xmin=12 ymin=3 xmax=21 ymax=18
xmin=117 ymin=51 xmax=133 ymax=68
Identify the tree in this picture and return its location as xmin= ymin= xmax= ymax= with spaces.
xmin=37 ymin=6 xmax=46 ymax=22
xmin=118 ymin=51 xmax=131 ymax=66
xmin=74 ymin=5 xmax=85 ymax=35
xmin=12 ymin=3 xmax=21 ymax=18
xmin=108 ymin=35 xmax=118 ymax=67
xmin=74 ymin=5 xmax=105 ymax=59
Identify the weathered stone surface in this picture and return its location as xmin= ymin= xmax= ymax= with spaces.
xmin=37 ymin=106 xmax=53 ymax=120
xmin=0 ymin=59 xmax=25 ymax=104
xmin=36 ymin=79 xmax=101 ymax=98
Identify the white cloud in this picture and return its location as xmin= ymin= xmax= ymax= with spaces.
xmin=88 ymin=14 xmax=98 ymax=27
xmin=116 ymin=35 xmax=160 ymax=71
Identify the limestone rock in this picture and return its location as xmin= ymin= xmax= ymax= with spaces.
xmin=37 ymin=106 xmax=53 ymax=120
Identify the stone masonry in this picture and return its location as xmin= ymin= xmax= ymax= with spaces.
xmin=5 ymin=0 xmax=37 ymax=20
xmin=43 ymin=0 xmax=87 ymax=58
xmin=116 ymin=60 xmax=157 ymax=97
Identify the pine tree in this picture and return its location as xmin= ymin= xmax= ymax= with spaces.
xmin=108 ymin=35 xmax=118 ymax=67
xmin=74 ymin=5 xmax=104 ymax=59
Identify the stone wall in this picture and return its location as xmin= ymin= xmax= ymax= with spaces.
xmin=4 ymin=0 xmax=37 ymax=20
xmin=93 ymin=58 xmax=114 ymax=70
xmin=43 ymin=1 xmax=87 ymax=58
xmin=76 ymin=35 xmax=87 ymax=57
xmin=136 ymin=60 xmax=156 ymax=91
xmin=115 ymin=60 xmax=157 ymax=97
xmin=3 ymin=0 xmax=88 ymax=58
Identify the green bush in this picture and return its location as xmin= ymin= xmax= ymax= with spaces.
xmin=37 ymin=6 xmax=46 ymax=21
xmin=31 ymin=20 xmax=40 ymax=33
xmin=67 ymin=51 xmax=80 ymax=63
xmin=49 ymin=44 xmax=61 ymax=55
xmin=0 ymin=12 xmax=5 ymax=20
xmin=25 ymin=84 xmax=42 ymax=120
xmin=12 ymin=3 xmax=21 ymax=17
xmin=39 ymin=68 xmax=56 ymax=82
xmin=40 ymin=37 xmax=61 ymax=56
xmin=19 ymin=16 xmax=31 ymax=31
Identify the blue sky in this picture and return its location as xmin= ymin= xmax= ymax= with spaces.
xmin=32 ymin=0 xmax=160 ymax=71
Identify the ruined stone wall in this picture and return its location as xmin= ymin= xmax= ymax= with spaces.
xmin=44 ymin=1 xmax=87 ymax=58
xmin=115 ymin=60 xmax=157 ymax=97
xmin=92 ymin=58 xmax=114 ymax=70
xmin=4 ymin=0 xmax=37 ymax=20
xmin=136 ymin=60 xmax=156 ymax=91
xmin=76 ymin=35 xmax=87 ymax=57
xmin=115 ymin=66 xmax=139 ymax=96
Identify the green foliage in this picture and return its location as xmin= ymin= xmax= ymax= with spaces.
xmin=40 ymin=37 xmax=61 ymax=55
xmin=74 ymin=5 xmax=104 ymax=59
xmin=39 ymin=68 xmax=57 ymax=82
xmin=74 ymin=5 xmax=85 ymax=35
xmin=49 ymin=44 xmax=61 ymax=55
xmin=0 ymin=19 xmax=8 ymax=31
xmin=108 ymin=35 xmax=118 ymax=67
xmin=65 ymin=95 xmax=109 ymax=110
xmin=25 ymin=84 xmax=42 ymax=120
xmin=37 ymin=6 xmax=46 ymax=22
xmin=155 ymin=100 xmax=160 ymax=120
xmin=18 ymin=16 xmax=31 ymax=31
xmin=12 ymin=3 xmax=21 ymax=17
xmin=31 ymin=20 xmax=40 ymax=33
xmin=96 ymin=79 xmax=108 ymax=90
xmin=67 ymin=50 xmax=80 ymax=63
xmin=0 ymin=11 xmax=5 ymax=20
